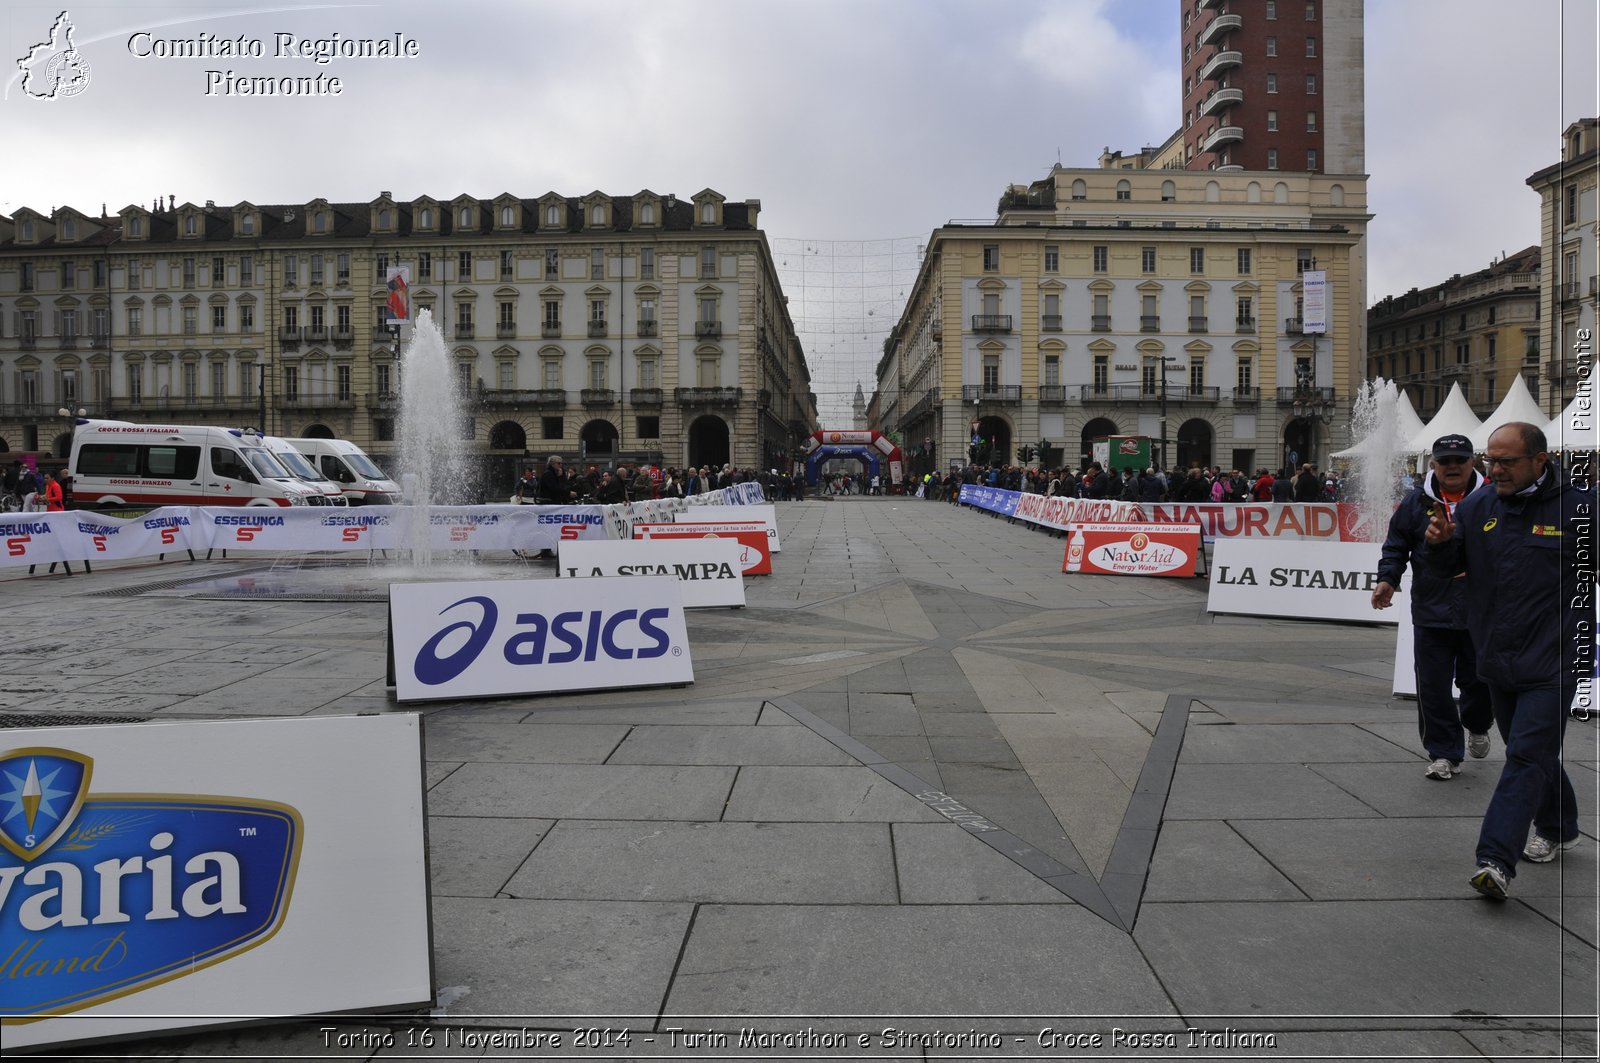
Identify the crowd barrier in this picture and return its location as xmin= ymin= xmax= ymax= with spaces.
xmin=956 ymin=485 xmax=1368 ymax=543
xmin=0 ymin=481 xmax=768 ymax=573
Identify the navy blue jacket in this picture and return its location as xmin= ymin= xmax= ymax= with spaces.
xmin=1376 ymin=468 xmax=1487 ymax=629
xmin=1427 ymin=461 xmax=1595 ymax=691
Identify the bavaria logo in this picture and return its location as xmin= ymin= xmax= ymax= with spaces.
xmin=414 ymin=596 xmax=673 ymax=686
xmin=0 ymin=747 xmax=301 ymax=1019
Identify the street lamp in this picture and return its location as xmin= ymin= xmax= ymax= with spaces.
xmin=1157 ymin=355 xmax=1179 ymax=470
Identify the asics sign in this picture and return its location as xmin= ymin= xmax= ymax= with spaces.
xmin=389 ymin=576 xmax=693 ymax=702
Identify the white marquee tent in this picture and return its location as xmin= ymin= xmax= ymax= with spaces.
xmin=1404 ymin=382 xmax=1484 ymax=454
xmin=1545 ymin=389 xmax=1598 ymax=451
xmin=1471 ymin=374 xmax=1548 ymax=450
xmin=1332 ymin=387 xmax=1429 ymax=460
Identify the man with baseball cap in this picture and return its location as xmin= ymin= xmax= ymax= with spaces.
xmin=1372 ymin=433 xmax=1493 ymax=780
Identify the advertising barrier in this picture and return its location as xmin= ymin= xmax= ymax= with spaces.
xmin=1 ymin=714 xmax=431 ymax=1052
xmin=388 ymin=575 xmax=693 ymax=702
xmin=631 ymin=522 xmax=772 ymax=576
xmin=1063 ymin=522 xmax=1201 ymax=577
xmin=960 ymin=488 xmax=1373 ymax=544
xmin=1207 ymin=539 xmax=1406 ymax=624
xmin=559 ymin=538 xmax=746 ymax=608
xmin=0 ymin=504 xmax=619 ymax=571
xmin=673 ymin=504 xmax=781 ymax=552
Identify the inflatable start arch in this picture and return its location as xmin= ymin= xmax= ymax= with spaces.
xmin=803 ymin=430 xmax=904 ymax=488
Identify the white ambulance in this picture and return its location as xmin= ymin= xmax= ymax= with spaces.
xmin=68 ymin=420 xmax=323 ymax=508
xmin=283 ymin=437 xmax=402 ymax=505
xmin=259 ymin=435 xmax=348 ymax=506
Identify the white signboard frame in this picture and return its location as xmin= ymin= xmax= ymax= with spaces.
xmin=1208 ymin=539 xmax=1407 ymax=624
xmin=388 ymin=576 xmax=693 ymax=702
xmin=559 ymin=538 xmax=746 ymax=608
xmin=2 ymin=714 xmax=432 ymax=1052
xmin=673 ymin=504 xmax=781 ymax=552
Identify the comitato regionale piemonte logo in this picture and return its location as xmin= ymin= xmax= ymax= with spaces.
xmin=17 ymin=11 xmax=92 ymax=101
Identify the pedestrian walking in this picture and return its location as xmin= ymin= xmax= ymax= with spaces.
xmin=1371 ymin=434 xmax=1493 ymax=780
xmin=1424 ymin=422 xmax=1594 ymax=900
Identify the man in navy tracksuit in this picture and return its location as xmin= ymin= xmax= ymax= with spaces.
xmin=1372 ymin=434 xmax=1493 ymax=779
xmin=1425 ymin=422 xmax=1594 ymax=900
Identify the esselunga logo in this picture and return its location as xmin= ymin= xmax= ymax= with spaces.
xmin=0 ymin=747 xmax=301 ymax=1021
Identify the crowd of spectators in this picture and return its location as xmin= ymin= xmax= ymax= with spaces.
xmin=900 ymin=462 xmax=1350 ymax=505
xmin=517 ymin=460 xmax=806 ymax=505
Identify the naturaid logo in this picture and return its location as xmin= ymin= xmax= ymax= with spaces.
xmin=17 ymin=11 xmax=92 ymax=101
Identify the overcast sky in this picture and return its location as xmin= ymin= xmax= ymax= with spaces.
xmin=2 ymin=0 xmax=1594 ymax=421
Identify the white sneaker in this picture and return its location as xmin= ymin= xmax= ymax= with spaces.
xmin=1470 ymin=862 xmax=1509 ymax=900
xmin=1467 ymin=732 xmax=1491 ymax=759
xmin=1425 ymin=758 xmax=1456 ymax=780
xmin=1523 ymin=833 xmax=1580 ymax=863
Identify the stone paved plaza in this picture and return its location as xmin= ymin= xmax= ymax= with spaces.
xmin=2 ymin=495 xmax=1596 ymax=1060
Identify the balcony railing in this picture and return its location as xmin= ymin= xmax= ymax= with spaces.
xmin=580 ymin=388 xmax=615 ymax=406
xmin=275 ymin=395 xmax=355 ymax=411
xmin=365 ymin=391 xmax=398 ymax=410
xmin=1081 ymin=384 xmax=1151 ymax=402
xmin=454 ymin=324 xmax=475 ymax=340
xmin=1091 ymin=314 xmax=1112 ymax=331
xmin=1199 ymin=86 xmax=1243 ymax=118
xmin=1232 ymin=386 xmax=1259 ymax=404
xmin=279 ymin=327 xmax=302 ymax=349
xmin=1038 ymin=384 xmax=1068 ymax=405
xmin=332 ymin=329 xmax=354 ymax=348
xmin=675 ymin=386 xmax=741 ymax=407
xmin=17 ymin=334 xmax=37 ymax=350
xmin=304 ymin=327 xmax=330 ymax=343
xmin=1284 ymin=317 xmax=1304 ymax=334
xmin=1199 ymin=12 xmax=1241 ymax=46
xmin=1236 ymin=315 xmax=1256 ymax=332
xmin=542 ymin=322 xmax=562 ymax=338
xmin=1277 ymin=386 xmax=1336 ymax=403
xmin=961 ymin=385 xmax=1022 ymax=404
xmin=1199 ymin=49 xmax=1242 ymax=81
xmin=695 ymin=321 xmax=723 ymax=340
xmin=970 ymin=314 xmax=1013 ymax=333
xmin=637 ymin=320 xmax=657 ymax=337
xmin=1041 ymin=314 xmax=1062 ymax=332
xmin=1189 ymin=316 xmax=1209 ymax=332
xmin=1440 ymin=364 xmax=1469 ymax=379
xmin=59 ymin=334 xmax=79 ymax=349
xmin=496 ymin=324 xmax=517 ymax=339
xmin=1199 ymin=125 xmax=1244 ymax=154
xmin=1140 ymin=315 xmax=1161 ymax=332
xmin=587 ymin=320 xmax=608 ymax=338
xmin=905 ymin=388 xmax=939 ymax=423
xmin=629 ymin=387 xmax=663 ymax=406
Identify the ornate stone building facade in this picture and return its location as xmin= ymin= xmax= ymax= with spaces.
xmin=0 ymin=189 xmax=817 ymax=487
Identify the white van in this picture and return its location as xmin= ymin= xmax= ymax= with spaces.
xmin=259 ymin=435 xmax=348 ymax=506
xmin=283 ymin=437 xmax=401 ymax=505
xmin=69 ymin=420 xmax=323 ymax=508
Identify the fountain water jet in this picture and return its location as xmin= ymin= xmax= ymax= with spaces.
xmin=396 ymin=308 xmax=473 ymax=568
xmin=1344 ymin=377 xmax=1409 ymax=543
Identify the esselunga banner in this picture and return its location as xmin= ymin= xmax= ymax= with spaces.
xmin=388 ymin=575 xmax=694 ymax=702
xmin=0 ymin=505 xmax=622 ymax=569
xmin=1062 ymin=522 xmax=1200 ymax=577
xmin=1207 ymin=538 xmax=1406 ymax=624
xmin=0 ymin=714 xmax=431 ymax=1052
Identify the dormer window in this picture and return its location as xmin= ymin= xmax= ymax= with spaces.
xmin=592 ymin=206 xmax=605 ymax=225
xmin=240 ymin=214 xmax=254 ymax=235
xmin=501 ymin=206 xmax=514 ymax=226
xmin=21 ymin=221 xmax=34 ymax=241
xmin=378 ymin=208 xmax=391 ymax=229
xmin=546 ymin=205 xmax=560 ymax=226
xmin=128 ymin=217 xmax=142 ymax=238
xmin=63 ymin=219 xmax=76 ymax=240
xmin=185 ymin=215 xmax=197 ymax=235
xmin=460 ymin=206 xmax=472 ymax=227
xmin=701 ymin=203 xmax=715 ymax=223
xmin=640 ymin=203 xmax=655 ymax=225
xmin=315 ymin=211 xmax=327 ymax=232
xmin=419 ymin=207 xmax=433 ymax=228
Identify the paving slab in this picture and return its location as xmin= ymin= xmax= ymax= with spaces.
xmin=723 ymin=766 xmax=947 ymax=822
xmin=1136 ymin=899 xmax=1597 ymax=1024
xmin=503 ymin=820 xmax=895 ymax=903
xmin=891 ymin=824 xmax=1074 ymax=904
xmin=664 ymin=905 xmax=1178 ymax=1030
xmin=426 ymin=815 xmax=554 ymax=898
xmin=1143 ymin=820 xmax=1307 ymax=902
xmin=423 ymin=720 xmax=629 ymax=763
xmin=1164 ymin=762 xmax=1384 ymax=820
xmin=1177 ymin=721 xmax=1419 ymax=762
xmin=604 ymin=723 xmax=854 ymax=766
xmin=426 ymin=763 xmax=735 ymax=821
xmin=429 ymin=897 xmax=692 ymax=1026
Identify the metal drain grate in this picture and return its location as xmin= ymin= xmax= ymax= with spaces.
xmin=1 ymin=713 xmax=153 ymax=728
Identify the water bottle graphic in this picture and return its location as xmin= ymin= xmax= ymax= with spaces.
xmin=1064 ymin=528 xmax=1085 ymax=572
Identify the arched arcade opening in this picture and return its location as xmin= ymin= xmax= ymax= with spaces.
xmin=688 ymin=415 xmax=730 ymax=470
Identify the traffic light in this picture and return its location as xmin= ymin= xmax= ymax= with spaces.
xmin=1017 ymin=445 xmax=1035 ymax=463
